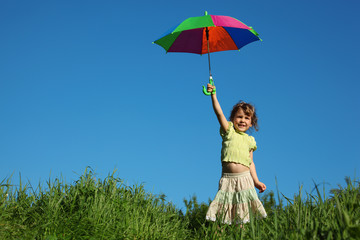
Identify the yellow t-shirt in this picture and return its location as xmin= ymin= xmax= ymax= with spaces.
xmin=220 ymin=121 xmax=257 ymax=167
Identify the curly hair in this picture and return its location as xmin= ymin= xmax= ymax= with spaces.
xmin=229 ymin=101 xmax=259 ymax=131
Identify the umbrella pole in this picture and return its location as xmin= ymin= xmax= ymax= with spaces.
xmin=202 ymin=27 xmax=215 ymax=96
xmin=206 ymin=27 xmax=212 ymax=77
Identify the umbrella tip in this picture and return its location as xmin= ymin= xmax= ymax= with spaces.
xmin=204 ymin=11 xmax=208 ymax=15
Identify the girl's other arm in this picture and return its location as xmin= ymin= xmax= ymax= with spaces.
xmin=249 ymin=151 xmax=266 ymax=193
xmin=207 ymin=84 xmax=229 ymax=131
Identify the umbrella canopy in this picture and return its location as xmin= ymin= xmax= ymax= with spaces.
xmin=153 ymin=12 xmax=261 ymax=95
xmin=153 ymin=12 xmax=261 ymax=54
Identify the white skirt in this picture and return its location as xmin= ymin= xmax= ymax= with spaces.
xmin=206 ymin=171 xmax=267 ymax=224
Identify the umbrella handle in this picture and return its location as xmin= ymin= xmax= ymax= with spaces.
xmin=202 ymin=76 xmax=216 ymax=96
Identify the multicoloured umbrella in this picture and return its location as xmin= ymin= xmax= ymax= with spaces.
xmin=153 ymin=11 xmax=261 ymax=95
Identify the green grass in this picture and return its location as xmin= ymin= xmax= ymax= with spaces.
xmin=0 ymin=169 xmax=190 ymax=239
xmin=1 ymin=168 xmax=359 ymax=239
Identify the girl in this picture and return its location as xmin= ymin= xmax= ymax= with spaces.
xmin=205 ymin=83 xmax=267 ymax=225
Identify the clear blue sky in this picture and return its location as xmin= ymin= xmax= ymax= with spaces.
xmin=1 ymin=0 xmax=359 ymax=210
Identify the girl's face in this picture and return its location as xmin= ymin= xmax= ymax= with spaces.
xmin=232 ymin=109 xmax=252 ymax=132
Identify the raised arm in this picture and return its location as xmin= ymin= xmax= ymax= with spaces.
xmin=207 ymin=84 xmax=229 ymax=131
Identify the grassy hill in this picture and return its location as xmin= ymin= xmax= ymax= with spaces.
xmin=1 ymin=168 xmax=359 ymax=239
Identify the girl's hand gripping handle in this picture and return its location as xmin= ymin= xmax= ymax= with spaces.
xmin=202 ymin=76 xmax=216 ymax=96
